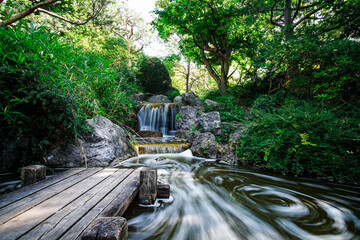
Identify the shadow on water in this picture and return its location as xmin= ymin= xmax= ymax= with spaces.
xmin=119 ymin=153 xmax=360 ymax=240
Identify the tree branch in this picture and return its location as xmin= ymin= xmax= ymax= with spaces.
xmin=293 ymin=7 xmax=322 ymax=28
xmin=133 ymin=45 xmax=144 ymax=54
xmin=36 ymin=7 xmax=102 ymax=26
xmin=322 ymin=14 xmax=360 ymax=34
xmin=270 ymin=1 xmax=283 ymax=27
xmin=273 ymin=4 xmax=315 ymax=11
xmin=292 ymin=0 xmax=302 ymax=22
xmin=0 ymin=0 xmax=59 ymax=27
xmin=113 ymin=29 xmax=127 ymax=41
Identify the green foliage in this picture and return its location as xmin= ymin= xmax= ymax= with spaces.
xmin=252 ymin=91 xmax=295 ymax=113
xmin=153 ymin=0 xmax=261 ymax=95
xmin=215 ymin=123 xmax=237 ymax=143
xmin=255 ymin=29 xmax=360 ymax=101
xmin=236 ymin=102 xmax=360 ymax=182
xmin=203 ymin=90 xmax=246 ymax=123
xmin=166 ymin=87 xmax=180 ymax=101
xmin=0 ymin=22 xmax=138 ymax=168
xmin=137 ymin=56 xmax=172 ymax=95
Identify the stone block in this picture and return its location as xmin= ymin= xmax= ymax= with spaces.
xmin=21 ymin=165 xmax=46 ymax=187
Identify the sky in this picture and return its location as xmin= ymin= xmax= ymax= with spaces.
xmin=127 ymin=0 xmax=170 ymax=57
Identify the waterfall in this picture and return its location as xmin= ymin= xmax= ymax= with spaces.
xmin=138 ymin=103 xmax=180 ymax=137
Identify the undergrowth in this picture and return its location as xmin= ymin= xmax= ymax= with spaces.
xmin=0 ymin=22 xmax=140 ymax=169
xmin=236 ymin=101 xmax=360 ymax=182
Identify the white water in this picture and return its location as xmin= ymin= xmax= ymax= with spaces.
xmin=119 ymin=153 xmax=360 ymax=240
xmin=138 ymin=103 xmax=180 ymax=137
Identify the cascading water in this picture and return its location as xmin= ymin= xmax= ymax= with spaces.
xmin=136 ymin=103 xmax=187 ymax=154
xmin=118 ymin=153 xmax=360 ymax=240
xmin=138 ymin=103 xmax=180 ymax=137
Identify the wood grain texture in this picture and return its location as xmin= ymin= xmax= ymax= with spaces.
xmin=60 ymin=169 xmax=139 ymax=240
xmin=0 ymin=168 xmax=112 ymax=240
xmin=0 ymin=168 xmax=85 ymax=209
xmin=19 ymin=169 xmax=132 ymax=240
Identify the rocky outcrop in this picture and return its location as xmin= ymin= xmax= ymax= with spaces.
xmin=204 ymin=99 xmax=218 ymax=107
xmin=47 ymin=116 xmax=135 ymax=167
xmin=173 ymin=96 xmax=183 ymax=104
xmin=218 ymin=144 xmax=236 ymax=165
xmin=175 ymin=106 xmax=200 ymax=130
xmin=147 ymin=95 xmax=171 ymax=103
xmin=191 ymin=132 xmax=217 ymax=159
xmin=129 ymin=93 xmax=145 ymax=102
xmin=198 ymin=111 xmax=221 ymax=132
xmin=181 ymin=92 xmax=203 ymax=110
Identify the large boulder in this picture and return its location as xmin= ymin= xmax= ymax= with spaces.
xmin=181 ymin=92 xmax=203 ymax=110
xmin=175 ymin=106 xmax=200 ymax=130
xmin=47 ymin=116 xmax=135 ymax=167
xmin=204 ymin=99 xmax=218 ymax=108
xmin=129 ymin=93 xmax=145 ymax=102
xmin=173 ymin=96 xmax=183 ymax=104
xmin=191 ymin=132 xmax=217 ymax=159
xmin=198 ymin=111 xmax=221 ymax=132
xmin=147 ymin=95 xmax=171 ymax=103
xmin=218 ymin=144 xmax=236 ymax=165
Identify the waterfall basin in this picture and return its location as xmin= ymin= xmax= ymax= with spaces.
xmin=118 ymin=152 xmax=360 ymax=240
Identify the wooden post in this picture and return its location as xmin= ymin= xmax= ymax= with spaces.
xmin=21 ymin=165 xmax=46 ymax=187
xmin=139 ymin=168 xmax=157 ymax=205
xmin=81 ymin=217 xmax=128 ymax=240
xmin=157 ymin=184 xmax=170 ymax=199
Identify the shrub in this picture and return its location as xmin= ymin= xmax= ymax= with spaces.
xmin=0 ymin=22 xmax=138 ymax=168
xmin=166 ymin=87 xmax=180 ymax=101
xmin=236 ymin=101 xmax=360 ymax=182
xmin=136 ymin=56 xmax=172 ymax=95
xmin=203 ymin=91 xmax=246 ymax=123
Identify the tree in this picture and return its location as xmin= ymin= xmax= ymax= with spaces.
xmin=137 ymin=56 xmax=172 ymax=95
xmin=255 ymin=0 xmax=360 ymax=98
xmin=0 ymin=0 xmax=109 ymax=27
xmin=110 ymin=7 xmax=150 ymax=68
xmin=270 ymin=0 xmax=360 ymax=38
xmin=153 ymin=0 xmax=254 ymax=95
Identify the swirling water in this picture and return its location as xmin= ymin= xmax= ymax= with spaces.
xmin=118 ymin=153 xmax=360 ymax=240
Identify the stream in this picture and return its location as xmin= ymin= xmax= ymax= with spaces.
xmin=118 ymin=152 xmax=360 ymax=240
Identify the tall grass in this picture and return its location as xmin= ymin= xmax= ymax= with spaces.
xmin=0 ymin=22 xmax=140 ymax=168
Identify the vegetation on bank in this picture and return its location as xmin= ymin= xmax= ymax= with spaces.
xmin=0 ymin=22 xmax=142 ymax=169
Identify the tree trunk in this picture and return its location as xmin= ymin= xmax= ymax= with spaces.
xmin=185 ymin=60 xmax=191 ymax=92
xmin=284 ymin=0 xmax=293 ymax=39
xmin=127 ymin=45 xmax=132 ymax=68
xmin=283 ymin=0 xmax=296 ymax=88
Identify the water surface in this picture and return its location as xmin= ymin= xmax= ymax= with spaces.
xmin=118 ymin=153 xmax=360 ymax=240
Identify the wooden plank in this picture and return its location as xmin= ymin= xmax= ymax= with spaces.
xmin=0 ymin=168 xmax=117 ymax=240
xmin=139 ymin=168 xmax=157 ymax=205
xmin=20 ymin=169 xmax=133 ymax=240
xmin=60 ymin=170 xmax=140 ymax=240
xmin=0 ymin=168 xmax=86 ymax=209
xmin=0 ymin=168 xmax=102 ymax=225
xmin=81 ymin=217 xmax=128 ymax=240
xmin=101 ymin=170 xmax=140 ymax=217
xmin=157 ymin=184 xmax=170 ymax=199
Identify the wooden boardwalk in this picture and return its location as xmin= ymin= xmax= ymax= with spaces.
xmin=0 ymin=167 xmax=140 ymax=240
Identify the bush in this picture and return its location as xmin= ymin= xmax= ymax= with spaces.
xmin=203 ymin=90 xmax=246 ymax=122
xmin=166 ymin=87 xmax=180 ymax=101
xmin=136 ymin=56 xmax=172 ymax=95
xmin=236 ymin=101 xmax=360 ymax=182
xmin=0 ymin=22 xmax=139 ymax=168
